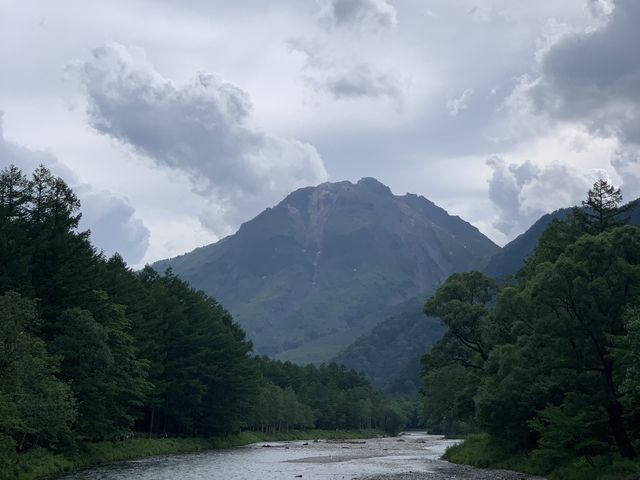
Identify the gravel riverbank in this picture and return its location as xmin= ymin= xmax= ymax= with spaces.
xmin=355 ymin=432 xmax=545 ymax=480
xmin=360 ymin=465 xmax=544 ymax=480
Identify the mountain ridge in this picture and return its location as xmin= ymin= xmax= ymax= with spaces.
xmin=334 ymin=196 xmax=640 ymax=393
xmin=153 ymin=177 xmax=499 ymax=364
xmin=484 ymin=199 xmax=640 ymax=279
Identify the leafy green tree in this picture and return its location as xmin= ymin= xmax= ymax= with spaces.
xmin=253 ymin=356 xmax=404 ymax=433
xmin=376 ymin=402 xmax=407 ymax=436
xmin=0 ymin=293 xmax=76 ymax=452
xmin=530 ymin=227 xmax=640 ymax=459
xmin=420 ymin=271 xmax=497 ymax=434
xmin=421 ymin=180 xmax=640 ymax=470
xmin=424 ymin=271 xmax=497 ymax=365
xmin=421 ymin=363 xmax=479 ymax=435
xmin=529 ymin=402 xmax=610 ymax=467
xmin=523 ymin=179 xmax=635 ymax=275
xmin=619 ymin=307 xmax=640 ymax=404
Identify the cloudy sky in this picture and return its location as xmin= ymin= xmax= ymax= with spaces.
xmin=1 ymin=0 xmax=638 ymax=266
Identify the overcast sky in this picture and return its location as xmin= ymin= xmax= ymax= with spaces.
xmin=1 ymin=0 xmax=638 ymax=266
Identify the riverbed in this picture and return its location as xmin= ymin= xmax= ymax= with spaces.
xmin=57 ymin=432 xmax=544 ymax=480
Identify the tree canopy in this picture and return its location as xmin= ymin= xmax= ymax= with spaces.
xmin=421 ymin=179 xmax=640 ymax=473
xmin=0 ymin=164 xmax=406 ymax=475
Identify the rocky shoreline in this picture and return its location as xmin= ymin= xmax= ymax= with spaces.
xmin=357 ymin=461 xmax=544 ymax=480
xmin=361 ymin=465 xmax=544 ymax=480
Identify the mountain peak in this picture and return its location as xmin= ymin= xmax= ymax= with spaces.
xmin=356 ymin=177 xmax=392 ymax=194
xmin=154 ymin=179 xmax=500 ymax=364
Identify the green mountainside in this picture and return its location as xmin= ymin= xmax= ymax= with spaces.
xmin=483 ymin=208 xmax=571 ymax=279
xmin=337 ymin=197 xmax=640 ymax=397
xmin=484 ymin=199 xmax=640 ymax=279
xmin=332 ymin=296 xmax=446 ymax=396
xmin=153 ymin=178 xmax=499 ymax=364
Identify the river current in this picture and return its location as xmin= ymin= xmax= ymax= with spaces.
xmin=57 ymin=432 xmax=465 ymax=480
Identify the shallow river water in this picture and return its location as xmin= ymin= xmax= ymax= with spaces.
xmin=57 ymin=432 xmax=540 ymax=480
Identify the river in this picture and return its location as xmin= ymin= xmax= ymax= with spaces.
xmin=57 ymin=432 xmax=543 ymax=480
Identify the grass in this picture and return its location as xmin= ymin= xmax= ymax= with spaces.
xmin=9 ymin=429 xmax=383 ymax=480
xmin=444 ymin=434 xmax=542 ymax=474
xmin=444 ymin=434 xmax=640 ymax=480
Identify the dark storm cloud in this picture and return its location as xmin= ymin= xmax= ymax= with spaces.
xmin=321 ymin=0 xmax=397 ymax=32
xmin=73 ymin=43 xmax=327 ymax=235
xmin=0 ymin=112 xmax=150 ymax=264
xmin=529 ymin=0 xmax=640 ymax=196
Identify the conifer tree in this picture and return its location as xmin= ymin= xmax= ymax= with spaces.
xmin=573 ymin=178 xmax=636 ymax=234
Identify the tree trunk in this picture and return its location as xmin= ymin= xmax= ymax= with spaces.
xmin=149 ymin=407 xmax=155 ymax=437
xmin=607 ymin=401 xmax=636 ymax=460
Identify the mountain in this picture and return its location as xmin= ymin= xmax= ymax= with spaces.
xmin=332 ymin=296 xmax=446 ymax=396
xmin=153 ymin=178 xmax=499 ymax=364
xmin=483 ymin=208 xmax=571 ymax=279
xmin=484 ymin=199 xmax=640 ymax=279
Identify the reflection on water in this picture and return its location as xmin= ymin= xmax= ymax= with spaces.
xmin=58 ymin=432 xmax=460 ymax=480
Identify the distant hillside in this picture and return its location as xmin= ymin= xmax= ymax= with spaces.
xmin=484 ymin=199 xmax=640 ymax=279
xmin=332 ymin=297 xmax=446 ymax=396
xmin=483 ymin=208 xmax=571 ymax=279
xmin=154 ymin=178 xmax=498 ymax=364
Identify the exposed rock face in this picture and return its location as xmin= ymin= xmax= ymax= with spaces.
xmin=154 ymin=178 xmax=499 ymax=364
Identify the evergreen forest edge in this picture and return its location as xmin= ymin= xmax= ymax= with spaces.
xmin=3 ymin=164 xmax=640 ymax=479
xmin=0 ymin=165 xmax=406 ymax=479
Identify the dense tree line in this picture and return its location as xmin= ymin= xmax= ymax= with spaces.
xmin=421 ymin=179 xmax=640 ymax=473
xmin=332 ymin=303 xmax=446 ymax=397
xmin=251 ymin=357 xmax=406 ymax=434
xmin=0 ymin=165 xmax=405 ymax=468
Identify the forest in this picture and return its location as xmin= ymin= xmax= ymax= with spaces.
xmin=421 ymin=180 xmax=640 ymax=478
xmin=0 ymin=165 xmax=406 ymax=476
xmin=4 ymin=162 xmax=640 ymax=480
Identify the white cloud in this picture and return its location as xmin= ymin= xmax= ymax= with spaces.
xmin=0 ymin=111 xmax=150 ymax=265
xmin=486 ymin=156 xmax=608 ymax=237
xmin=611 ymin=146 xmax=640 ymax=200
xmin=446 ymin=88 xmax=474 ymax=117
xmin=72 ymin=42 xmax=328 ymax=236
xmin=0 ymin=0 xmax=623 ymax=256
xmin=287 ymin=37 xmax=403 ymax=106
xmin=78 ymin=188 xmax=150 ymax=264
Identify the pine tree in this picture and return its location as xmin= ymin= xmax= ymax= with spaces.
xmin=0 ymin=166 xmax=31 ymax=292
xmin=573 ymin=179 xmax=635 ymax=234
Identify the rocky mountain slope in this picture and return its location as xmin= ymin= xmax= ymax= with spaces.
xmin=154 ymin=178 xmax=499 ymax=364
